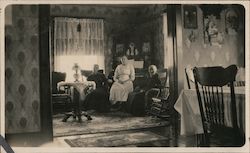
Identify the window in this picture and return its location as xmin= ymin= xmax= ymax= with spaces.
xmin=53 ymin=17 xmax=104 ymax=81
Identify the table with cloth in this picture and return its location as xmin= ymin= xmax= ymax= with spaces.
xmin=58 ymin=81 xmax=96 ymax=99
xmin=57 ymin=81 xmax=96 ymax=122
xmin=174 ymin=87 xmax=245 ymax=136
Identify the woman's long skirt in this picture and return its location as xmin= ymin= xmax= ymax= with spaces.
xmin=109 ymin=81 xmax=133 ymax=104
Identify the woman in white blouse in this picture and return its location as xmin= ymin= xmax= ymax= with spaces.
xmin=109 ymin=55 xmax=135 ymax=107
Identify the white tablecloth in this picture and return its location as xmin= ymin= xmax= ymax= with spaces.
xmin=57 ymin=81 xmax=96 ymax=100
xmin=174 ymin=88 xmax=245 ymax=136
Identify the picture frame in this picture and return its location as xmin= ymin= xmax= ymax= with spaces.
xmin=142 ymin=42 xmax=150 ymax=53
xmin=184 ymin=5 xmax=197 ymax=29
xmin=115 ymin=43 xmax=124 ymax=55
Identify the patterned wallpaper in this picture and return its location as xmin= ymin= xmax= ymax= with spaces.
xmin=182 ymin=5 xmax=245 ymax=89
xmin=152 ymin=17 xmax=164 ymax=69
xmin=133 ymin=5 xmax=165 ymax=69
xmin=134 ymin=17 xmax=164 ymax=69
xmin=104 ymin=25 xmax=114 ymax=75
xmin=5 ymin=5 xmax=41 ymax=133
xmin=134 ymin=5 xmax=166 ymax=23
xmin=50 ymin=5 xmax=137 ymax=23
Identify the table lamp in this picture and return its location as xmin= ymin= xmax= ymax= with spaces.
xmin=72 ymin=63 xmax=80 ymax=82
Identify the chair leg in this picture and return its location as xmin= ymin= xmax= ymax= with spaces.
xmin=196 ymin=133 xmax=209 ymax=147
xmin=82 ymin=111 xmax=92 ymax=120
xmin=73 ymin=114 xmax=77 ymax=120
xmin=61 ymin=89 xmax=93 ymax=123
xmin=62 ymin=97 xmax=72 ymax=122
xmin=196 ymin=134 xmax=201 ymax=146
xmin=62 ymin=114 xmax=71 ymax=122
xmin=77 ymin=115 xmax=82 ymax=123
xmin=67 ymin=97 xmax=72 ymax=111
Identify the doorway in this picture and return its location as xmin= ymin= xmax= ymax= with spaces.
xmin=48 ymin=4 xmax=180 ymax=147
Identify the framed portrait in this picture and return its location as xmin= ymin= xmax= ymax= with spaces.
xmin=184 ymin=5 xmax=197 ymax=29
xmin=115 ymin=44 xmax=124 ymax=55
xmin=142 ymin=42 xmax=150 ymax=53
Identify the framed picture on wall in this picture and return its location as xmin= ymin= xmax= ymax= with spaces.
xmin=225 ymin=8 xmax=239 ymax=35
xmin=116 ymin=44 xmax=124 ymax=55
xmin=184 ymin=5 xmax=197 ymax=29
xmin=142 ymin=42 xmax=150 ymax=53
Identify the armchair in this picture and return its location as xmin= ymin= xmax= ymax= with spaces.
xmin=52 ymin=72 xmax=72 ymax=115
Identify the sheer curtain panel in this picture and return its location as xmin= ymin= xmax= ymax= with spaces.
xmin=54 ymin=17 xmax=104 ymax=81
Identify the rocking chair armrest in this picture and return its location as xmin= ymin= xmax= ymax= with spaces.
xmin=152 ymin=97 xmax=162 ymax=103
xmin=145 ymin=88 xmax=161 ymax=97
xmin=158 ymin=85 xmax=168 ymax=88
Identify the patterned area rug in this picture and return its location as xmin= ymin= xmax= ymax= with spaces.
xmin=53 ymin=111 xmax=169 ymax=137
xmin=64 ymin=131 xmax=169 ymax=147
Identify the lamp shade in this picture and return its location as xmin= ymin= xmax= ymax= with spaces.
xmin=72 ymin=63 xmax=80 ymax=71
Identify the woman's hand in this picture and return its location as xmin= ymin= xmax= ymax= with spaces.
xmin=108 ymin=79 xmax=113 ymax=83
xmin=118 ymin=79 xmax=131 ymax=84
xmin=118 ymin=80 xmax=124 ymax=84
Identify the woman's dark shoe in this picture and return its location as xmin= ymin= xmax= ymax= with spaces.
xmin=87 ymin=115 xmax=92 ymax=120
xmin=110 ymin=102 xmax=122 ymax=111
xmin=120 ymin=102 xmax=127 ymax=112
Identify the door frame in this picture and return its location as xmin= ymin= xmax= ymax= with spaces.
xmin=165 ymin=5 xmax=182 ymax=113
xmin=164 ymin=4 xmax=183 ymax=147
xmin=39 ymin=4 xmax=53 ymax=143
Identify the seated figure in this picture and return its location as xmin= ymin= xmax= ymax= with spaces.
xmin=107 ymin=69 xmax=115 ymax=90
xmin=126 ymin=65 xmax=161 ymax=115
xmin=144 ymin=65 xmax=162 ymax=110
xmin=109 ymin=55 xmax=135 ymax=109
xmin=84 ymin=64 xmax=110 ymax=112
xmin=145 ymin=65 xmax=161 ymax=90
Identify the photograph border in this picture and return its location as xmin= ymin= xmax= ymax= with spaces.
xmin=0 ymin=0 xmax=249 ymax=153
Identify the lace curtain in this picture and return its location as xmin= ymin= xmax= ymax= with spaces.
xmin=54 ymin=17 xmax=104 ymax=55
xmin=54 ymin=17 xmax=105 ymax=81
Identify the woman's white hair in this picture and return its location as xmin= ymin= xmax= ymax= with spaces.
xmin=148 ymin=65 xmax=157 ymax=74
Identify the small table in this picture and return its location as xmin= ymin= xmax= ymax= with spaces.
xmin=57 ymin=81 xmax=96 ymax=122
xmin=174 ymin=88 xmax=245 ymax=136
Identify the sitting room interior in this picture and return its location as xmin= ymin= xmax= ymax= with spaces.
xmin=4 ymin=3 xmax=246 ymax=148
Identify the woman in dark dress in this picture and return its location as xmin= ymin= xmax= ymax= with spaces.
xmin=145 ymin=65 xmax=161 ymax=90
xmin=84 ymin=64 xmax=110 ymax=112
xmin=144 ymin=65 xmax=162 ymax=110
xmin=126 ymin=65 xmax=161 ymax=115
